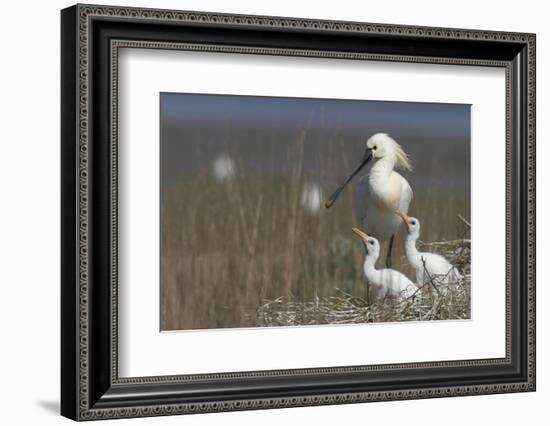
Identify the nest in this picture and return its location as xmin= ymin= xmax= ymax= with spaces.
xmin=256 ymin=236 xmax=471 ymax=327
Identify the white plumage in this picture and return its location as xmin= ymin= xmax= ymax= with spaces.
xmin=396 ymin=211 xmax=463 ymax=291
xmin=352 ymin=228 xmax=418 ymax=301
xmin=326 ymin=133 xmax=413 ymax=267
xmin=354 ymin=163 xmax=413 ymax=240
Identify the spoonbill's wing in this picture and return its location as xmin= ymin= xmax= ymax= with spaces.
xmin=381 ymin=268 xmax=417 ymax=297
xmin=418 ymin=252 xmax=462 ymax=286
xmin=398 ymin=176 xmax=413 ymax=214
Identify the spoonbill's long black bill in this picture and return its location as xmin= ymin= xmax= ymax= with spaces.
xmin=325 ymin=151 xmax=372 ymax=208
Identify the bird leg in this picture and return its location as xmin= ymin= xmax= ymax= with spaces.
xmin=385 ymin=234 xmax=395 ymax=268
xmin=365 ymin=279 xmax=371 ymax=307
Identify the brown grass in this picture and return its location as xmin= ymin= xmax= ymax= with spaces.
xmin=160 ymin=133 xmax=471 ymax=330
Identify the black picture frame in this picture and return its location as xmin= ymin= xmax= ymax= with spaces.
xmin=61 ymin=4 xmax=536 ymax=421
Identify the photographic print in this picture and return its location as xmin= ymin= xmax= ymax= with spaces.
xmin=160 ymin=93 xmax=471 ymax=331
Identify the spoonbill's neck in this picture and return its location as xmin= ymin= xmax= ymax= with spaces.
xmin=405 ymin=232 xmax=422 ymax=269
xmin=369 ymin=158 xmax=395 ymax=183
xmin=363 ymin=255 xmax=381 ymax=284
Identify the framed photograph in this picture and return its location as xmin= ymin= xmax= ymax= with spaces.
xmin=61 ymin=4 xmax=536 ymax=421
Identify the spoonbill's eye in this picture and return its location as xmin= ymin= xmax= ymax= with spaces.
xmin=368 ymin=240 xmax=374 ymax=245
xmin=410 ymin=220 xmax=416 ymax=225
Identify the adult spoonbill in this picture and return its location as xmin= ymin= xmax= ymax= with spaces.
xmin=352 ymin=227 xmax=418 ymax=301
xmin=325 ymin=133 xmax=413 ymax=267
xmin=395 ymin=211 xmax=463 ymax=290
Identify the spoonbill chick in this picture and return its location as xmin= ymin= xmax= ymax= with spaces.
xmin=395 ymin=211 xmax=463 ymax=291
xmin=326 ymin=133 xmax=413 ymax=268
xmin=352 ymin=227 xmax=418 ymax=301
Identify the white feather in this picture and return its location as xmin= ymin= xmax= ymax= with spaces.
xmin=355 ymin=233 xmax=418 ymax=301
xmin=352 ymin=134 xmax=413 ymax=241
xmin=354 ymin=170 xmax=413 ymax=240
xmin=401 ymin=216 xmax=463 ymax=291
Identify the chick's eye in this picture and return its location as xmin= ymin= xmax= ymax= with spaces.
xmin=372 ymin=146 xmax=377 ymax=150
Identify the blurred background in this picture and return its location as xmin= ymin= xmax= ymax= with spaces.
xmin=160 ymin=93 xmax=471 ymax=330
